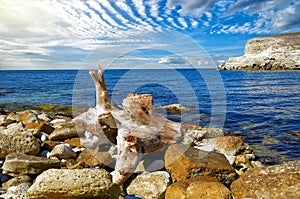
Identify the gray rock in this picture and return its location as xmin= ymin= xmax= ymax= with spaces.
xmin=126 ymin=171 xmax=171 ymax=199
xmin=48 ymin=143 xmax=77 ymax=159
xmin=2 ymin=153 xmax=60 ymax=177
xmin=26 ymin=168 xmax=121 ymax=199
xmin=0 ymin=126 xmax=40 ymax=158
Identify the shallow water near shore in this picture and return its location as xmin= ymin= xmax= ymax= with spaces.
xmin=0 ymin=69 xmax=299 ymax=165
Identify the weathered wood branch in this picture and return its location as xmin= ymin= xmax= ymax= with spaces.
xmin=75 ymin=65 xmax=183 ymax=185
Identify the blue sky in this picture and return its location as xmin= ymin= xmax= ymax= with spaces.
xmin=0 ymin=0 xmax=299 ymax=69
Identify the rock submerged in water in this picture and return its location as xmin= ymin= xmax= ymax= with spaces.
xmin=218 ymin=32 xmax=300 ymax=70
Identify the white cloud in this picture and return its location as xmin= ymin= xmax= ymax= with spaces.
xmin=166 ymin=0 xmax=218 ymax=17
xmin=158 ymin=56 xmax=187 ymax=65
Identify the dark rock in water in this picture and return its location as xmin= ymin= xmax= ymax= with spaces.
xmin=291 ymin=132 xmax=300 ymax=138
xmin=0 ymin=125 xmax=40 ymax=158
xmin=165 ymin=176 xmax=231 ymax=199
xmin=165 ymin=144 xmax=237 ymax=186
xmin=230 ymin=160 xmax=300 ymax=199
xmin=2 ymin=153 xmax=61 ymax=177
xmin=26 ymin=169 xmax=121 ymax=199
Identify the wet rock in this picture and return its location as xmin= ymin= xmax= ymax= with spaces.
xmin=49 ymin=122 xmax=83 ymax=141
xmin=2 ymin=153 xmax=61 ymax=177
xmin=2 ymin=175 xmax=32 ymax=190
xmin=231 ymin=160 xmax=300 ymax=199
xmin=26 ymin=168 xmax=121 ymax=199
xmin=165 ymin=176 xmax=232 ymax=199
xmin=0 ymin=183 xmax=31 ymax=199
xmin=291 ymin=132 xmax=300 ymax=138
xmin=165 ymin=144 xmax=237 ymax=186
xmin=25 ymin=122 xmax=54 ymax=135
xmin=18 ymin=110 xmax=39 ymax=125
xmin=0 ymin=126 xmax=40 ymax=158
xmin=162 ymin=104 xmax=193 ymax=113
xmin=126 ymin=171 xmax=171 ymax=199
xmin=48 ymin=144 xmax=77 ymax=159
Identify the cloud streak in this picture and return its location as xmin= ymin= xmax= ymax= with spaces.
xmin=0 ymin=0 xmax=299 ymax=69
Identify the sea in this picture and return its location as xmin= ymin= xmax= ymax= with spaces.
xmin=0 ymin=69 xmax=299 ymax=164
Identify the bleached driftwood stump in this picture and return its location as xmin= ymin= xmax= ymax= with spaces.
xmin=74 ymin=65 xmax=183 ymax=184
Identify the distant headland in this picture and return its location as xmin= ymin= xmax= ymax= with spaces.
xmin=218 ymin=32 xmax=300 ymax=70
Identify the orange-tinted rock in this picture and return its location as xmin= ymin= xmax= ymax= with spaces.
xmin=64 ymin=137 xmax=82 ymax=148
xmin=19 ymin=110 xmax=39 ymax=125
xmin=25 ymin=122 xmax=54 ymax=135
xmin=165 ymin=176 xmax=232 ymax=199
xmin=231 ymin=160 xmax=300 ymax=199
xmin=165 ymin=144 xmax=237 ymax=186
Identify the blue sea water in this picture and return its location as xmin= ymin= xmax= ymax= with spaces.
xmin=0 ymin=69 xmax=299 ymax=164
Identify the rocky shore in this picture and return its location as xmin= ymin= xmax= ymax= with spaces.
xmin=217 ymin=32 xmax=300 ymax=70
xmin=0 ymin=106 xmax=299 ymax=199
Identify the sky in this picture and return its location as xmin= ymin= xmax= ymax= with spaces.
xmin=0 ymin=0 xmax=299 ymax=69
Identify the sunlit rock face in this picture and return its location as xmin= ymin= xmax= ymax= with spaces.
xmin=218 ymin=32 xmax=300 ymax=70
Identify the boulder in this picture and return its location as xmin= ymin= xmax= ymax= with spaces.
xmin=48 ymin=144 xmax=77 ymax=159
xmin=165 ymin=176 xmax=232 ymax=199
xmin=0 ymin=126 xmax=40 ymax=158
xmin=26 ymin=168 xmax=121 ymax=199
xmin=162 ymin=104 xmax=193 ymax=113
xmin=231 ymin=160 xmax=300 ymax=199
xmin=126 ymin=171 xmax=171 ymax=199
xmin=165 ymin=144 xmax=237 ymax=186
xmin=2 ymin=153 xmax=61 ymax=177
xmin=49 ymin=122 xmax=83 ymax=141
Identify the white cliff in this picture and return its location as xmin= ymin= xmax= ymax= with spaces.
xmin=218 ymin=32 xmax=300 ymax=70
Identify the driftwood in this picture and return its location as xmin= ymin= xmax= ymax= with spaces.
xmin=74 ymin=65 xmax=183 ymax=185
